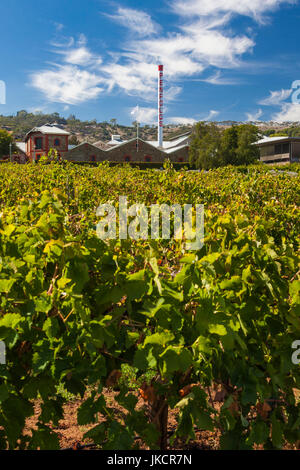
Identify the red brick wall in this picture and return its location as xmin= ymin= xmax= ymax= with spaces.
xmin=26 ymin=132 xmax=69 ymax=162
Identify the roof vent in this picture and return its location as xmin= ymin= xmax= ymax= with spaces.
xmin=111 ymin=135 xmax=122 ymax=142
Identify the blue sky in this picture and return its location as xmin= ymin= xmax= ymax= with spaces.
xmin=1 ymin=0 xmax=300 ymax=125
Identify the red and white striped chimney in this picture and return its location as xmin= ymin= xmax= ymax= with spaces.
xmin=158 ymin=65 xmax=164 ymax=148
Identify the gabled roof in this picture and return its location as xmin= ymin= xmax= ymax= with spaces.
xmin=105 ymin=137 xmax=146 ymax=151
xmin=147 ymin=135 xmax=190 ymax=150
xmin=93 ymin=140 xmax=112 ymax=150
xmin=25 ymin=124 xmax=70 ymax=140
xmin=67 ymin=141 xmax=104 ymax=152
xmin=16 ymin=142 xmax=26 ymax=153
xmin=168 ymin=131 xmax=192 ymax=141
xmin=164 ymin=144 xmax=189 ymax=154
xmin=255 ymin=136 xmax=300 ymax=145
xmin=102 ymin=136 xmax=189 ymax=154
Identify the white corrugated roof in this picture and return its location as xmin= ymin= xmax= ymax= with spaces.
xmin=16 ymin=142 xmax=26 ymax=153
xmin=148 ymin=135 xmax=190 ymax=149
xmin=256 ymin=136 xmax=290 ymax=145
xmin=26 ymin=125 xmax=70 ymax=138
xmin=35 ymin=125 xmax=70 ymax=135
xmin=164 ymin=144 xmax=189 ymax=154
xmin=108 ymin=139 xmax=128 ymax=146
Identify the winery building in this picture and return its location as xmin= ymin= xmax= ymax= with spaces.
xmin=16 ymin=124 xmax=71 ymax=162
xmin=14 ymin=125 xmax=191 ymax=164
xmin=66 ymin=133 xmax=191 ymax=164
xmin=255 ymin=136 xmax=300 ymax=165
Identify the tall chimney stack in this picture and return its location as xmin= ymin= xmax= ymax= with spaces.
xmin=158 ymin=65 xmax=164 ymax=148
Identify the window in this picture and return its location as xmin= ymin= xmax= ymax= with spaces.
xmin=34 ymin=137 xmax=43 ymax=150
xmin=274 ymin=144 xmax=281 ymax=155
xmin=124 ymin=155 xmax=131 ymax=162
xmin=36 ymin=154 xmax=41 ymax=162
xmin=274 ymin=143 xmax=290 ymax=155
xmin=261 ymin=145 xmax=274 ymax=157
xmin=144 ymin=155 xmax=152 ymax=162
xmin=54 ymin=138 xmax=60 ymax=147
xmin=90 ymin=155 xmax=96 ymax=162
xmin=282 ymin=143 xmax=290 ymax=154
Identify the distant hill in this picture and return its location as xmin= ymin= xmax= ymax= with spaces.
xmin=0 ymin=110 xmax=193 ymax=144
xmin=1 ymin=110 xmax=300 ymax=144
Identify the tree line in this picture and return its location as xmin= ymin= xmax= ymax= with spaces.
xmin=0 ymin=129 xmax=15 ymax=158
xmin=189 ymin=122 xmax=261 ymax=169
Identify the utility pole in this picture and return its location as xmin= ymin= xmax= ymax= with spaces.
xmin=136 ymin=121 xmax=139 ymax=152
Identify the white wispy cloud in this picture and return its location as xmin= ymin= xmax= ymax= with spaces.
xmin=272 ymin=103 xmax=300 ymax=122
xmin=53 ymin=35 xmax=102 ymax=67
xmin=101 ymin=62 xmax=157 ymax=98
xmin=164 ymin=86 xmax=183 ymax=101
xmin=246 ymin=109 xmax=263 ymax=121
xmin=63 ymin=47 xmax=100 ymax=66
xmin=30 ymin=0 xmax=295 ymax=110
xmin=28 ymin=106 xmax=50 ymax=114
xmin=172 ymin=0 xmax=295 ymax=21
xmin=130 ymin=107 xmax=199 ymax=126
xmin=104 ymin=7 xmax=159 ymax=37
xmin=130 ymin=106 xmax=158 ymax=124
xmin=168 ymin=110 xmax=219 ymax=124
xmin=200 ymin=70 xmax=238 ymax=85
xmin=167 ymin=117 xmax=197 ymax=125
xmin=203 ymin=110 xmax=220 ymax=120
xmin=31 ymin=65 xmax=104 ymax=105
xmin=54 ymin=22 xmax=64 ymax=32
xmin=259 ymin=88 xmax=292 ymax=106
xmin=258 ymin=87 xmax=298 ymax=121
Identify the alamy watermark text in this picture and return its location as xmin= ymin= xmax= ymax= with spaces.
xmin=96 ymin=197 xmax=204 ymax=251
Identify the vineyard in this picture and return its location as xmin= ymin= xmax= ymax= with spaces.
xmin=0 ymin=161 xmax=299 ymax=450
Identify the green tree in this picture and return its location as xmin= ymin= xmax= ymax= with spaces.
xmin=69 ymin=135 xmax=80 ymax=146
xmin=220 ymin=126 xmax=239 ymax=165
xmin=235 ymin=124 xmax=260 ymax=165
xmin=220 ymin=124 xmax=260 ymax=166
xmin=16 ymin=110 xmax=28 ymax=118
xmin=269 ymin=132 xmax=289 ymax=137
xmin=0 ymin=129 xmax=14 ymax=158
xmin=189 ymin=122 xmax=222 ymax=169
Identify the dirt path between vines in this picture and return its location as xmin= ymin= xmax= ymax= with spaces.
xmin=25 ymin=388 xmax=221 ymax=450
xmin=23 ymin=388 xmax=300 ymax=450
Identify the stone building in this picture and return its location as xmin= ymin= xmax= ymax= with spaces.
xmin=65 ymin=142 xmax=106 ymax=163
xmin=63 ymin=134 xmax=191 ymax=164
xmin=13 ymin=124 xmax=191 ymax=164
xmin=105 ymin=138 xmax=174 ymax=163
